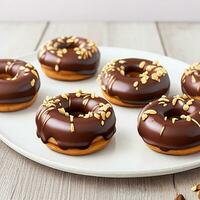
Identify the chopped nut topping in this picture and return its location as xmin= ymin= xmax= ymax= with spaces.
xmin=152 ymin=60 xmax=160 ymax=66
xmin=141 ymin=109 xmax=157 ymax=121
xmin=70 ymin=115 xmax=74 ymax=122
xmin=76 ymin=92 xmax=81 ymax=97
xmin=172 ymin=98 xmax=178 ymax=106
xmin=139 ymin=61 xmax=146 ymax=69
xmin=82 ymin=98 xmax=89 ymax=106
xmin=144 ymin=109 xmax=157 ymax=115
xmin=192 ymin=75 xmax=196 ymax=83
xmin=106 ymin=111 xmax=111 ymax=118
xmin=58 ymin=107 xmax=65 ymax=114
xmin=75 ymin=89 xmax=82 ymax=93
xmin=108 ymin=76 xmax=116 ymax=90
xmin=146 ymin=65 xmax=156 ymax=71
xmin=118 ymin=60 xmax=126 ymax=64
xmin=99 ymin=103 xmax=112 ymax=112
xmin=91 ymin=92 xmax=96 ymax=99
xmin=26 ymin=63 xmax=33 ymax=69
xmin=120 ymin=70 xmax=125 ymax=76
xmin=181 ymin=115 xmax=200 ymax=127
xmin=182 ymin=94 xmax=188 ymax=99
xmin=61 ymin=92 xmax=69 ymax=99
xmin=94 ymin=113 xmax=100 ymax=119
xmin=40 ymin=36 xmax=97 ymax=60
xmin=182 ymin=62 xmax=200 ymax=83
xmin=19 ymin=63 xmax=39 ymax=81
xmin=31 ymin=70 xmax=38 ymax=78
xmin=58 ymin=108 xmax=69 ymax=116
xmin=158 ymin=97 xmax=170 ymax=102
xmin=30 ymin=79 xmax=35 ymax=87
xmin=140 ymin=71 xmax=149 ymax=84
xmin=70 ymin=123 xmax=75 ymax=132
xmin=172 ymin=118 xmax=178 ymax=124
xmin=133 ymin=81 xmax=139 ymax=88
xmin=24 ymin=68 xmax=30 ymax=73
xmin=183 ymin=104 xmax=189 ymax=111
xmin=142 ymin=113 xmax=148 ymax=121
xmin=174 ymin=194 xmax=185 ymax=200
xmin=191 ymin=184 xmax=200 ymax=192
xmin=5 ymin=62 xmax=12 ymax=72
xmin=101 ymin=85 xmax=106 ymax=91
xmin=160 ymin=126 xmax=165 ymax=136
xmin=20 ymin=66 xmax=25 ymax=70
xmin=187 ymin=99 xmax=194 ymax=105
xmin=43 ymin=96 xmax=58 ymax=108
xmin=151 ymin=73 xmax=159 ymax=81
xmin=101 ymin=112 xmax=106 ymax=120
xmin=55 ymin=64 xmax=59 ymax=72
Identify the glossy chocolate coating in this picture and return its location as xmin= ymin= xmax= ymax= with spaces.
xmin=36 ymin=92 xmax=116 ymax=150
xmin=98 ymin=58 xmax=170 ymax=105
xmin=0 ymin=59 xmax=40 ymax=104
xmin=38 ymin=36 xmax=100 ymax=75
xmin=138 ymin=95 xmax=200 ymax=151
xmin=181 ymin=62 xmax=200 ymax=97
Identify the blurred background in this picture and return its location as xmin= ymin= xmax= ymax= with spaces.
xmin=1 ymin=1 xmax=200 ymax=200
xmin=1 ymin=0 xmax=200 ymax=21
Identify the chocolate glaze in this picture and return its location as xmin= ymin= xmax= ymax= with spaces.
xmin=38 ymin=36 xmax=100 ymax=75
xmin=138 ymin=95 xmax=200 ymax=151
xmin=181 ymin=62 xmax=200 ymax=97
xmin=0 ymin=59 xmax=40 ymax=104
xmin=36 ymin=91 xmax=116 ymax=150
xmin=98 ymin=58 xmax=170 ymax=105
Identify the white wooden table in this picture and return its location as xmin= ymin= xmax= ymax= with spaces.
xmin=0 ymin=22 xmax=200 ymax=200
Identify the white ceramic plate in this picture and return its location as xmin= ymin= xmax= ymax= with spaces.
xmin=0 ymin=46 xmax=200 ymax=178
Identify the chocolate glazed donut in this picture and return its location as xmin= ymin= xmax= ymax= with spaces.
xmin=38 ymin=36 xmax=100 ymax=81
xmin=181 ymin=62 xmax=200 ymax=100
xmin=36 ymin=90 xmax=116 ymax=156
xmin=0 ymin=59 xmax=40 ymax=112
xmin=98 ymin=58 xmax=170 ymax=107
xmin=138 ymin=94 xmax=200 ymax=155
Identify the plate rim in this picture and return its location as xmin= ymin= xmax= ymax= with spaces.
xmin=1 ymin=46 xmax=199 ymax=178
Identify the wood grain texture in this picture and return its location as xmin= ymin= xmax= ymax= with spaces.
xmin=40 ymin=22 xmax=164 ymax=54
xmin=107 ymin=22 xmax=164 ymax=54
xmin=158 ymin=22 xmax=200 ymax=63
xmin=27 ymin=22 xmax=175 ymax=200
xmin=158 ymin=22 xmax=200 ymax=200
xmin=0 ymin=22 xmax=47 ymax=57
xmin=0 ymin=22 xmax=48 ymax=200
xmin=3 ymin=22 xmax=200 ymax=200
xmin=40 ymin=22 xmax=107 ymax=47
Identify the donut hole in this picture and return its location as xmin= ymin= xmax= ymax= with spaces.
xmin=66 ymin=107 xmax=88 ymax=117
xmin=125 ymin=67 xmax=143 ymax=78
xmin=164 ymin=109 xmax=189 ymax=120
xmin=58 ymin=43 xmax=77 ymax=50
xmin=0 ymin=73 xmax=13 ymax=80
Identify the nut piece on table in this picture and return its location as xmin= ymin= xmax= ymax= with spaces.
xmin=175 ymin=194 xmax=185 ymax=200
xmin=191 ymin=184 xmax=200 ymax=192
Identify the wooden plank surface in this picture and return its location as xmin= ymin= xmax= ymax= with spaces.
xmin=158 ymin=22 xmax=200 ymax=200
xmin=0 ymin=21 xmax=199 ymax=200
xmin=41 ymin=22 xmax=164 ymax=54
xmin=40 ymin=22 xmax=175 ymax=200
xmin=158 ymin=22 xmax=200 ymax=63
xmin=0 ymin=22 xmax=48 ymax=200
xmin=0 ymin=22 xmax=47 ymax=57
